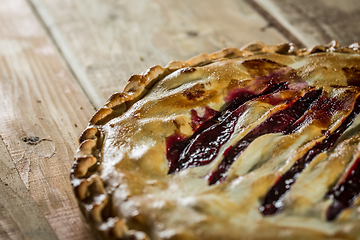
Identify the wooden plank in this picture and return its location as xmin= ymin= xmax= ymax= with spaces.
xmin=0 ymin=137 xmax=57 ymax=240
xmin=250 ymin=0 xmax=360 ymax=47
xmin=29 ymin=0 xmax=288 ymax=109
xmin=0 ymin=0 xmax=95 ymax=239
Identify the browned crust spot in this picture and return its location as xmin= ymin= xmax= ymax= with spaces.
xmin=182 ymin=83 xmax=205 ymax=101
xmin=241 ymin=58 xmax=287 ymax=77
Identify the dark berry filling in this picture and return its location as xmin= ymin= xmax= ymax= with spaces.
xmin=190 ymin=107 xmax=219 ymax=131
xmin=166 ymin=82 xmax=288 ymax=174
xmin=326 ymin=157 xmax=360 ymax=221
xmin=207 ymin=89 xmax=322 ymax=185
xmin=260 ymin=95 xmax=360 ymax=216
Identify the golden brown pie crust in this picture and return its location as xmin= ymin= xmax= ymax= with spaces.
xmin=71 ymin=41 xmax=360 ymax=240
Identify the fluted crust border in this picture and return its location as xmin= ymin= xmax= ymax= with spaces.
xmin=70 ymin=41 xmax=360 ymax=240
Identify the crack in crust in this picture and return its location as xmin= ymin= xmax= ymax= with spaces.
xmin=70 ymin=41 xmax=360 ymax=240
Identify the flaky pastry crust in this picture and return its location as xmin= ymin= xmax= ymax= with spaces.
xmin=71 ymin=41 xmax=360 ymax=240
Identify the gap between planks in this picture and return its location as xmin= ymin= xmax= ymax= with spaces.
xmin=26 ymin=0 xmax=100 ymax=110
xmin=245 ymin=0 xmax=306 ymax=48
xmin=0 ymin=0 xmax=96 ymax=239
xmin=247 ymin=0 xmax=360 ymax=47
xmin=26 ymin=0 xmax=290 ymax=110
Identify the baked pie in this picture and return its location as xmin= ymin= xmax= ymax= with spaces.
xmin=71 ymin=41 xmax=360 ymax=240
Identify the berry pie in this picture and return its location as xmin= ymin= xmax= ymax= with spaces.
xmin=71 ymin=41 xmax=360 ymax=240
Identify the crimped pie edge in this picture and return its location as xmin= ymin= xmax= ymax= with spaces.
xmin=70 ymin=41 xmax=360 ymax=240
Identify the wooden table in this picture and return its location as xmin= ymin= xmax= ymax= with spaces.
xmin=1 ymin=0 xmax=359 ymax=239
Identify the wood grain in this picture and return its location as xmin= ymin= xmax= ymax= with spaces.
xmin=0 ymin=0 xmax=95 ymax=239
xmin=3 ymin=0 xmax=358 ymax=239
xmin=0 ymin=137 xmax=57 ymax=240
xmin=29 ymin=0 xmax=288 ymax=109
xmin=251 ymin=0 xmax=360 ymax=47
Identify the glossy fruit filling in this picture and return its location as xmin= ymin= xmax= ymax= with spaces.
xmin=166 ymin=77 xmax=360 ymax=220
xmin=207 ymin=89 xmax=322 ymax=185
xmin=260 ymin=95 xmax=360 ymax=216
xmin=326 ymin=157 xmax=360 ymax=221
xmin=166 ymin=81 xmax=288 ymax=174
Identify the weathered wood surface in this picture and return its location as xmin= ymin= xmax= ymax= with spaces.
xmin=1 ymin=0 xmax=360 ymax=239
xmin=0 ymin=138 xmax=57 ymax=240
xmin=251 ymin=0 xmax=360 ymax=47
xmin=29 ymin=0 xmax=288 ymax=109
xmin=0 ymin=0 xmax=95 ymax=239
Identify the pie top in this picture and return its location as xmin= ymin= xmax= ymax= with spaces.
xmin=71 ymin=41 xmax=360 ymax=240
